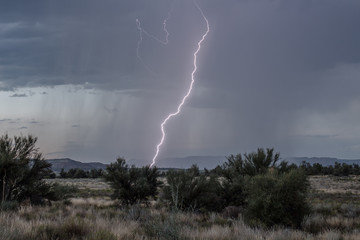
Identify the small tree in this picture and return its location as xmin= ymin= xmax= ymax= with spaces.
xmin=244 ymin=169 xmax=310 ymax=228
xmin=104 ymin=158 xmax=161 ymax=205
xmin=89 ymin=169 xmax=104 ymax=178
xmin=0 ymin=134 xmax=52 ymax=205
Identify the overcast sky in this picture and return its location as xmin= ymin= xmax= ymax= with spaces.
xmin=1 ymin=0 xmax=360 ymax=164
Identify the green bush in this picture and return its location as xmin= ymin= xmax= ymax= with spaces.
xmin=48 ymin=183 xmax=79 ymax=201
xmin=220 ymin=148 xmax=300 ymax=209
xmin=161 ymin=165 xmax=224 ymax=212
xmin=59 ymin=168 xmax=104 ymax=178
xmin=0 ymin=134 xmax=53 ymax=205
xmin=221 ymin=175 xmax=246 ymax=207
xmin=244 ymin=169 xmax=310 ymax=228
xmin=223 ymin=148 xmax=292 ymax=177
xmin=104 ymin=158 xmax=161 ymax=205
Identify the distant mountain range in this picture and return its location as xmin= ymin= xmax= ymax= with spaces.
xmin=285 ymin=157 xmax=360 ymax=166
xmin=127 ymin=156 xmax=228 ymax=169
xmin=46 ymin=156 xmax=360 ymax=173
xmin=46 ymin=158 xmax=107 ymax=173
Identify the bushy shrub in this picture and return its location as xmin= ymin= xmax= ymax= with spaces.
xmin=244 ymin=169 xmax=310 ymax=228
xmin=220 ymin=173 xmax=246 ymax=207
xmin=59 ymin=168 xmax=104 ymax=178
xmin=223 ymin=148 xmax=293 ymax=177
xmin=0 ymin=134 xmax=54 ymax=206
xmin=104 ymin=158 xmax=161 ymax=205
xmin=220 ymin=148 xmax=304 ymax=208
xmin=47 ymin=183 xmax=79 ymax=201
xmin=299 ymin=161 xmax=360 ymax=176
xmin=161 ymin=165 xmax=224 ymax=212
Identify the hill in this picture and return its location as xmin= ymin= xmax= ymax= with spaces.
xmin=128 ymin=156 xmax=228 ymax=169
xmin=285 ymin=157 xmax=360 ymax=166
xmin=46 ymin=158 xmax=107 ymax=173
xmin=46 ymin=156 xmax=360 ymax=173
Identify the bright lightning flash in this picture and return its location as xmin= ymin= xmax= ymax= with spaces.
xmin=150 ymin=1 xmax=210 ymax=167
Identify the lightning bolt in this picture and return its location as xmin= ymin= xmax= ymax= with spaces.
xmin=150 ymin=0 xmax=210 ymax=167
xmin=136 ymin=19 xmax=155 ymax=74
xmin=136 ymin=1 xmax=175 ymax=73
xmin=137 ymin=8 xmax=173 ymax=45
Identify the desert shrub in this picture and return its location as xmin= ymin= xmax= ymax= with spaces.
xmin=60 ymin=168 xmax=89 ymax=178
xmin=89 ymin=169 xmax=105 ymax=178
xmin=59 ymin=168 xmax=104 ymax=178
xmin=48 ymin=183 xmax=79 ymax=201
xmin=244 ymin=169 xmax=310 ymax=228
xmin=161 ymin=165 xmax=224 ymax=212
xmin=104 ymin=158 xmax=161 ymax=205
xmin=0 ymin=134 xmax=54 ymax=206
xmin=224 ymin=148 xmax=281 ymax=177
xmin=299 ymin=161 xmax=360 ymax=176
xmin=220 ymin=174 xmax=246 ymax=207
xmin=220 ymin=148 xmax=293 ymax=208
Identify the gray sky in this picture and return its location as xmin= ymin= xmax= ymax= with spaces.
xmin=1 ymin=0 xmax=360 ymax=164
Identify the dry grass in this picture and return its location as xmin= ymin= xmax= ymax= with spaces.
xmin=1 ymin=203 xmax=139 ymax=240
xmin=1 ymin=176 xmax=360 ymax=239
xmin=70 ymin=197 xmax=114 ymax=207
xmin=46 ymin=178 xmax=110 ymax=190
xmin=309 ymin=175 xmax=360 ymax=195
xmin=2 ymin=202 xmax=359 ymax=240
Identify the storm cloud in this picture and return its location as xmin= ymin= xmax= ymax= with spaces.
xmin=1 ymin=0 xmax=360 ymax=163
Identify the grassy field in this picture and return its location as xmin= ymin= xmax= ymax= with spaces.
xmin=1 ymin=176 xmax=359 ymax=240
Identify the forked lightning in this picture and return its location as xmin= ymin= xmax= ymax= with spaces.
xmin=150 ymin=1 xmax=210 ymax=167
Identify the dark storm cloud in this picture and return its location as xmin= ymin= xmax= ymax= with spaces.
xmin=199 ymin=0 xmax=360 ymax=103
xmin=1 ymin=0 xmax=360 ymax=160
xmin=0 ymin=0 xmax=176 ymax=91
xmin=1 ymin=0 xmax=359 ymax=97
xmin=189 ymin=0 xmax=360 ymax=137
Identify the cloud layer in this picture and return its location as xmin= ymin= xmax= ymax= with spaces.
xmin=1 ymin=0 xmax=360 ymax=163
